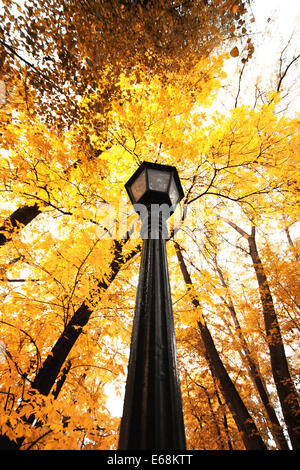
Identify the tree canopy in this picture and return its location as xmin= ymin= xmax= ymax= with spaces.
xmin=1 ymin=0 xmax=253 ymax=126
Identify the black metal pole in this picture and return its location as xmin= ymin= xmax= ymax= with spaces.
xmin=118 ymin=209 xmax=186 ymax=450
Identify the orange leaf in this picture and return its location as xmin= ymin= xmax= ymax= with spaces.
xmin=230 ymin=46 xmax=239 ymax=57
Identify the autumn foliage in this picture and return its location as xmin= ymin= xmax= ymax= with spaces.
xmin=0 ymin=0 xmax=299 ymax=450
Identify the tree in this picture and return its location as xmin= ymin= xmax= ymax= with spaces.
xmin=0 ymin=0 xmax=254 ymax=254
xmin=174 ymin=240 xmax=267 ymax=450
xmin=220 ymin=218 xmax=299 ymax=449
xmin=0 ymin=0 xmax=253 ymax=127
xmin=209 ymin=252 xmax=289 ymax=449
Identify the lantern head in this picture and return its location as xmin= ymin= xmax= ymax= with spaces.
xmin=125 ymin=162 xmax=184 ymax=213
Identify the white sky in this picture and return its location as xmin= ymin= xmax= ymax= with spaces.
xmin=250 ymin=0 xmax=300 ymax=73
xmin=227 ymin=0 xmax=300 ymax=112
xmin=251 ymin=0 xmax=300 ymax=37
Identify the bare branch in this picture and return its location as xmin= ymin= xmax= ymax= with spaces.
xmin=277 ymin=53 xmax=300 ymax=93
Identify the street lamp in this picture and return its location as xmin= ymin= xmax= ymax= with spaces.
xmin=118 ymin=161 xmax=186 ymax=450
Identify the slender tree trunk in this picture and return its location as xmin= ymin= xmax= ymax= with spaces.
xmin=247 ymin=226 xmax=300 ymax=450
xmin=222 ymin=218 xmax=300 ymax=449
xmin=213 ymin=258 xmax=290 ymax=450
xmin=196 ymin=318 xmax=267 ymax=450
xmin=202 ymin=383 xmax=225 ymax=449
xmin=212 ymin=375 xmax=233 ymax=450
xmin=174 ymin=242 xmax=267 ymax=450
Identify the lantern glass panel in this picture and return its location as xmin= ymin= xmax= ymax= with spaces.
xmin=148 ymin=169 xmax=170 ymax=193
xmin=169 ymin=177 xmax=179 ymax=206
xmin=130 ymin=169 xmax=146 ymax=202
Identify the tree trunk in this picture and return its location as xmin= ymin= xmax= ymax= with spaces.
xmin=247 ymin=226 xmax=300 ymax=450
xmin=0 ymin=203 xmax=41 ymax=246
xmin=51 ymin=360 xmax=72 ymax=399
xmin=0 ymin=240 xmax=141 ymax=449
xmin=213 ymin=258 xmax=289 ymax=450
xmin=32 ymin=240 xmax=140 ymax=396
xmin=212 ymin=375 xmax=233 ymax=450
xmin=174 ymin=242 xmax=267 ymax=450
xmin=221 ymin=218 xmax=300 ymax=450
xmin=284 ymin=225 xmax=299 ymax=261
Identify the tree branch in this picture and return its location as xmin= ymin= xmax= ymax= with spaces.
xmin=0 ymin=38 xmax=62 ymax=92
xmin=277 ymin=53 xmax=300 ymax=93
